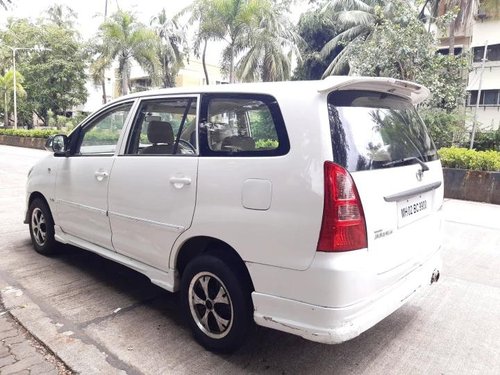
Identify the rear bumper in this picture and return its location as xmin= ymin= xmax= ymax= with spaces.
xmin=252 ymin=247 xmax=441 ymax=344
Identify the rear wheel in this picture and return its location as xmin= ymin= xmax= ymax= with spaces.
xmin=181 ymin=254 xmax=253 ymax=352
xmin=28 ymin=198 xmax=58 ymax=255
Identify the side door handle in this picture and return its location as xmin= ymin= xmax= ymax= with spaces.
xmin=169 ymin=176 xmax=191 ymax=189
xmin=94 ymin=170 xmax=109 ymax=182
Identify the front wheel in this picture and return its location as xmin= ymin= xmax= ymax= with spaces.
xmin=28 ymin=198 xmax=58 ymax=255
xmin=181 ymin=255 xmax=253 ymax=352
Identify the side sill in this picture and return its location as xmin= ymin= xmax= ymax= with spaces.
xmin=54 ymin=227 xmax=179 ymax=292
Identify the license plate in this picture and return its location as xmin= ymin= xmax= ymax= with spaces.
xmin=397 ymin=192 xmax=432 ymax=227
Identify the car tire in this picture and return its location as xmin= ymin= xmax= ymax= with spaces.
xmin=181 ymin=254 xmax=253 ymax=353
xmin=28 ymin=198 xmax=58 ymax=255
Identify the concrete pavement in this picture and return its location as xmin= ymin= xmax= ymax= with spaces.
xmin=1 ymin=144 xmax=500 ymax=374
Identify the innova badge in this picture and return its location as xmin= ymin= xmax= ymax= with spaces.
xmin=416 ymin=168 xmax=424 ymax=181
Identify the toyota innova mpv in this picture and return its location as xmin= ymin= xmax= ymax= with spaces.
xmin=26 ymin=77 xmax=443 ymax=352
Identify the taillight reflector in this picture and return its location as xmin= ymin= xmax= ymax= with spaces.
xmin=317 ymin=161 xmax=368 ymax=252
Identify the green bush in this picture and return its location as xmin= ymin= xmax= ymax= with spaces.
xmin=469 ymin=129 xmax=500 ymax=151
xmin=439 ymin=147 xmax=500 ymax=172
xmin=0 ymin=128 xmax=63 ymax=138
xmin=255 ymin=139 xmax=279 ymax=149
xmin=419 ymin=108 xmax=467 ymax=149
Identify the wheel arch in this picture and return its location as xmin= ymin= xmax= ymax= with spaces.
xmin=173 ymin=236 xmax=254 ymax=293
xmin=25 ymin=191 xmax=52 ymax=223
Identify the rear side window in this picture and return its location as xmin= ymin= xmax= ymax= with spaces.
xmin=199 ymin=94 xmax=289 ymax=156
xmin=327 ymin=90 xmax=437 ymax=171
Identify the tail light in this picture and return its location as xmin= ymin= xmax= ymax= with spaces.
xmin=317 ymin=161 xmax=367 ymax=252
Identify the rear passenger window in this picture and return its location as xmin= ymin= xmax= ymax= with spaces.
xmin=200 ymin=95 xmax=289 ymax=156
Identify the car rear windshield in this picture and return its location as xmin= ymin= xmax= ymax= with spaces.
xmin=327 ymin=90 xmax=437 ymax=172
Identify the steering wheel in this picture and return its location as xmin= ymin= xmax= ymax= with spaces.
xmin=177 ymin=139 xmax=196 ymax=153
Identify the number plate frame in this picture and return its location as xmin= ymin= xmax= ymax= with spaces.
xmin=397 ymin=191 xmax=432 ymax=227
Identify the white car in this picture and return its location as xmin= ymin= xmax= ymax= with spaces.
xmin=26 ymin=77 xmax=443 ymax=352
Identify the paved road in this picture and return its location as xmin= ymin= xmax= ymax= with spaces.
xmin=1 ymin=144 xmax=499 ymax=375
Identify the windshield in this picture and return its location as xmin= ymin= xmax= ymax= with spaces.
xmin=327 ymin=90 xmax=437 ymax=172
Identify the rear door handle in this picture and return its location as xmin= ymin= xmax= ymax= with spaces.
xmin=94 ymin=170 xmax=109 ymax=182
xmin=169 ymin=176 xmax=191 ymax=188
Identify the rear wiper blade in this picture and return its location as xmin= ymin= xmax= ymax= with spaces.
xmin=381 ymin=156 xmax=429 ymax=171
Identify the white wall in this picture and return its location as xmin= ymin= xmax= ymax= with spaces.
xmin=466 ymin=18 xmax=500 ymax=131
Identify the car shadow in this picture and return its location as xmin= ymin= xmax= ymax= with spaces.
xmin=16 ymin=241 xmax=424 ymax=374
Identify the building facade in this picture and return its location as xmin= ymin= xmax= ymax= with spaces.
xmin=466 ymin=19 xmax=500 ymax=130
xmin=437 ymin=1 xmax=500 ymax=131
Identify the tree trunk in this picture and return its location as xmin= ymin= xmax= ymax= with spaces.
xmin=4 ymin=92 xmax=8 ymax=127
xmin=121 ymin=60 xmax=129 ymax=96
xmin=229 ymin=44 xmax=234 ymax=83
xmin=202 ymin=39 xmax=210 ymax=85
xmin=101 ymin=72 xmax=107 ymax=104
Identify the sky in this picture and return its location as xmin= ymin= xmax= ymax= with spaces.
xmin=2 ymin=0 xmax=191 ymax=36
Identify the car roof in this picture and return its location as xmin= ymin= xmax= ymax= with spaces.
xmin=108 ymin=77 xmax=430 ymax=106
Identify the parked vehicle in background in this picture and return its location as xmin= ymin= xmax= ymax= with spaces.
xmin=26 ymin=77 xmax=443 ymax=352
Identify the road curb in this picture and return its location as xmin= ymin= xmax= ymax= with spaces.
xmin=0 ymin=280 xmax=127 ymax=375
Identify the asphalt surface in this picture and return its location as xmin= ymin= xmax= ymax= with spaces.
xmin=0 ymin=144 xmax=499 ymax=375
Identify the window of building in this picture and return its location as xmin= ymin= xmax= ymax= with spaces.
xmin=437 ymin=47 xmax=463 ymax=56
xmin=468 ymin=90 xmax=500 ymax=106
xmin=473 ymin=44 xmax=500 ymax=62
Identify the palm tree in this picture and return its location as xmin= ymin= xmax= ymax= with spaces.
xmin=319 ymin=0 xmax=400 ymax=76
xmin=212 ymin=0 xmax=268 ymax=83
xmin=0 ymin=0 xmax=11 ymax=10
xmin=236 ymin=1 xmax=302 ymax=82
xmin=178 ymin=0 xmax=226 ymax=84
xmin=89 ymin=48 xmax=112 ymax=104
xmin=180 ymin=0 xmax=270 ymax=83
xmin=96 ymin=10 xmax=160 ymax=96
xmin=151 ymin=9 xmax=187 ymax=88
xmin=46 ymin=4 xmax=77 ymax=28
xmin=0 ymin=70 xmax=26 ymax=127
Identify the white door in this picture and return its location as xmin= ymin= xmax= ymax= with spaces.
xmin=108 ymin=96 xmax=199 ymax=270
xmin=54 ymin=102 xmax=134 ymax=249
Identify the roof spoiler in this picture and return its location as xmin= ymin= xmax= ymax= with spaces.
xmin=318 ymin=76 xmax=431 ymax=105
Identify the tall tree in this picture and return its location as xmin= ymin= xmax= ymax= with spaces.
xmin=178 ymin=0 xmax=226 ymax=84
xmin=46 ymin=3 xmax=77 ymax=28
xmin=319 ymin=0 xmax=402 ymax=76
xmin=89 ymin=45 xmax=112 ymax=104
xmin=181 ymin=0 xmax=270 ymax=83
xmin=96 ymin=10 xmax=160 ymax=96
xmin=0 ymin=0 xmax=11 ymax=10
xmin=1 ymin=17 xmax=88 ymax=125
xmin=236 ymin=1 xmax=302 ymax=82
xmin=348 ymin=1 xmax=468 ymax=111
xmin=293 ymin=7 xmax=340 ymax=80
xmin=213 ymin=0 xmax=267 ymax=83
xmin=151 ymin=9 xmax=187 ymax=87
xmin=0 ymin=70 xmax=25 ymax=126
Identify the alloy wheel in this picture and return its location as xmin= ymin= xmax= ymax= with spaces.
xmin=31 ymin=207 xmax=47 ymax=246
xmin=188 ymin=271 xmax=234 ymax=339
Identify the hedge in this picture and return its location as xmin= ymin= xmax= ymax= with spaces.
xmin=0 ymin=128 xmax=61 ymax=138
xmin=439 ymin=147 xmax=500 ymax=172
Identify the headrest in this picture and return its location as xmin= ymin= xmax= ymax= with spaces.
xmin=147 ymin=121 xmax=174 ymax=144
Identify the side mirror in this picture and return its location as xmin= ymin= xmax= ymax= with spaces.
xmin=45 ymin=134 xmax=68 ymax=156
